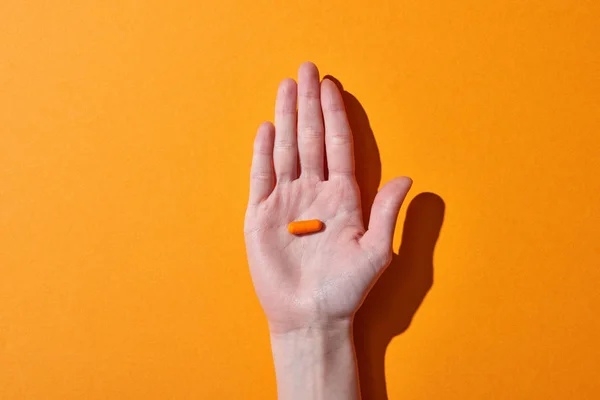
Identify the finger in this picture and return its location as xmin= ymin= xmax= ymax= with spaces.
xmin=297 ymin=62 xmax=325 ymax=180
xmin=274 ymin=78 xmax=298 ymax=182
xmin=248 ymin=122 xmax=276 ymax=206
xmin=359 ymin=177 xmax=413 ymax=267
xmin=321 ymin=78 xmax=354 ymax=178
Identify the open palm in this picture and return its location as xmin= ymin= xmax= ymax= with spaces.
xmin=244 ymin=63 xmax=412 ymax=334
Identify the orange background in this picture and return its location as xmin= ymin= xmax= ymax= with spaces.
xmin=1 ymin=1 xmax=599 ymax=399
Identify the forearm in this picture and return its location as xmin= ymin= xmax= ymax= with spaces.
xmin=269 ymin=320 xmax=360 ymax=400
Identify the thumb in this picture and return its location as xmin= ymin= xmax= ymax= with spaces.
xmin=359 ymin=177 xmax=412 ymax=267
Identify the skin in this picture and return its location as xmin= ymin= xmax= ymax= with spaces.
xmin=244 ymin=62 xmax=412 ymax=400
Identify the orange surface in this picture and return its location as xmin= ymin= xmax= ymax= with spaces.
xmin=1 ymin=1 xmax=600 ymax=399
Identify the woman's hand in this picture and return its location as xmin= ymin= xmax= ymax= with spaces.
xmin=244 ymin=62 xmax=412 ymax=335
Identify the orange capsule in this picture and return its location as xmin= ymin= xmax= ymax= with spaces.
xmin=287 ymin=219 xmax=324 ymax=235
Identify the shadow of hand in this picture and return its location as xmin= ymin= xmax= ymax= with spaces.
xmin=325 ymin=75 xmax=446 ymax=400
xmin=354 ymin=193 xmax=445 ymax=400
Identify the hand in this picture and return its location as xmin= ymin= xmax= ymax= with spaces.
xmin=244 ymin=62 xmax=412 ymax=335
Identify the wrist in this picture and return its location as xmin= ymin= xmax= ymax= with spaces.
xmin=269 ymin=319 xmax=359 ymax=400
xmin=268 ymin=317 xmax=353 ymax=337
xmin=269 ymin=319 xmax=353 ymax=363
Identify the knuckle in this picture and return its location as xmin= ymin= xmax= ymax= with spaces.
xmin=328 ymin=132 xmax=352 ymax=145
xmin=365 ymin=244 xmax=392 ymax=272
xmin=330 ymin=168 xmax=354 ymax=177
xmin=301 ymin=126 xmax=324 ymax=139
xmin=380 ymin=248 xmax=393 ymax=266
xmin=250 ymin=171 xmax=272 ymax=181
xmin=299 ymin=89 xmax=320 ymax=100
xmin=274 ymin=140 xmax=296 ymax=151
xmin=253 ymin=142 xmax=273 ymax=155
xmin=276 ymin=107 xmax=296 ymax=116
xmin=276 ymin=99 xmax=296 ymax=115
xmin=323 ymin=102 xmax=346 ymax=113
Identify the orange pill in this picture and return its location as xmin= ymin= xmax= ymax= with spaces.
xmin=287 ymin=219 xmax=324 ymax=235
